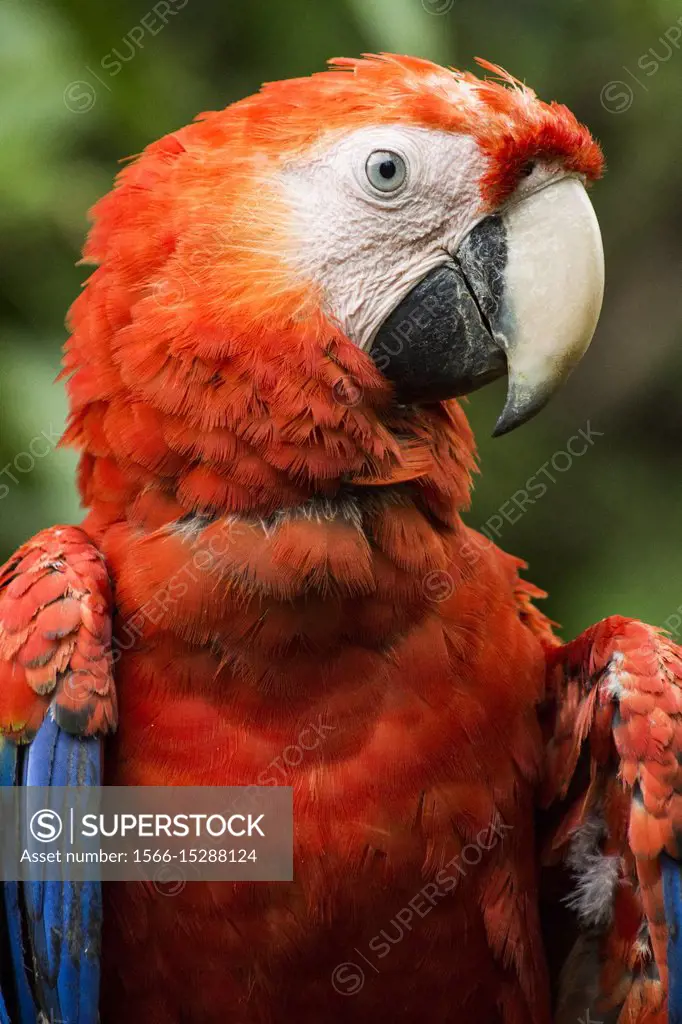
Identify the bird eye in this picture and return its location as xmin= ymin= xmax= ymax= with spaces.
xmin=365 ymin=150 xmax=408 ymax=193
xmin=519 ymin=160 xmax=536 ymax=178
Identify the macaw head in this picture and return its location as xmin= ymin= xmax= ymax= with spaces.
xmin=270 ymin=54 xmax=605 ymax=435
xmin=66 ymin=54 xmax=604 ymax=524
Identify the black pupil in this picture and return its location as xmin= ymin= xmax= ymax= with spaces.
xmin=379 ymin=159 xmax=396 ymax=179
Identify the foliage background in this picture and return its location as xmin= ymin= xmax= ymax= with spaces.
xmin=1 ymin=0 xmax=681 ymax=638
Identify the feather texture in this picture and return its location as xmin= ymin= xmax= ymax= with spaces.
xmin=21 ymin=717 xmax=102 ymax=1024
xmin=542 ymin=617 xmax=682 ymax=1023
xmin=0 ymin=529 xmax=113 ymax=1023
xmin=0 ymin=527 xmax=117 ymax=740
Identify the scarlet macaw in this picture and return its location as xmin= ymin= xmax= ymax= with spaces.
xmin=0 ymin=54 xmax=679 ymax=1024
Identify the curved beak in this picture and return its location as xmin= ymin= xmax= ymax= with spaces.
xmin=370 ymin=176 xmax=605 ymax=436
xmin=486 ymin=178 xmax=604 ymax=435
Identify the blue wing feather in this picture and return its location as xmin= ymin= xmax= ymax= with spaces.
xmin=663 ymin=852 xmax=682 ymax=1024
xmin=24 ymin=715 xmax=102 ymax=1024
xmin=0 ymin=739 xmax=18 ymax=1022
xmin=1 ymin=881 xmax=38 ymax=1024
xmin=0 ymin=739 xmax=16 ymax=789
xmin=1 ymin=719 xmax=101 ymax=1024
xmin=0 ymin=737 xmax=38 ymax=1024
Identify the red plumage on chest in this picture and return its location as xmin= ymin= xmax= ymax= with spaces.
xmin=97 ymin=490 xmax=549 ymax=1023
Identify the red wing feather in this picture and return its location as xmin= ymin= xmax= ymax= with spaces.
xmin=542 ymin=615 xmax=682 ymax=1022
xmin=0 ymin=525 xmax=117 ymax=741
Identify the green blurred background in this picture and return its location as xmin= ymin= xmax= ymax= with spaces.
xmin=1 ymin=0 xmax=681 ymax=638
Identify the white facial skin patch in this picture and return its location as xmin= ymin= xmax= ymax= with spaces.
xmin=279 ymin=125 xmax=490 ymax=350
